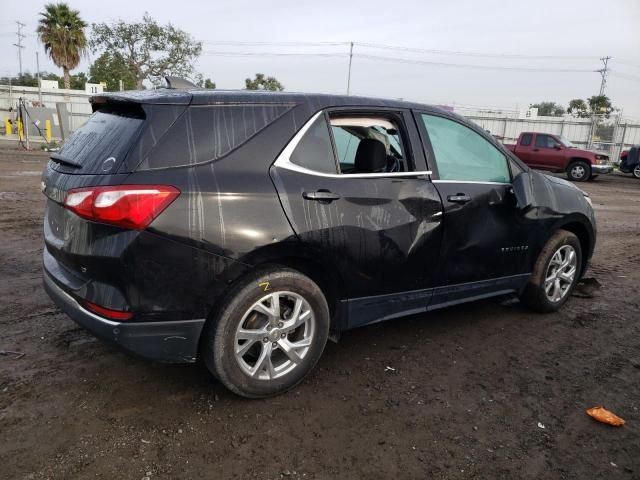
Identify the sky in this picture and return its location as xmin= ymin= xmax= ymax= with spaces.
xmin=2 ymin=0 xmax=639 ymax=118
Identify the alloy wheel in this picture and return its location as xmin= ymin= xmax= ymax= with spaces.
xmin=633 ymin=165 xmax=640 ymax=179
xmin=234 ymin=291 xmax=315 ymax=380
xmin=544 ymin=245 xmax=578 ymax=302
xmin=571 ymin=164 xmax=586 ymax=180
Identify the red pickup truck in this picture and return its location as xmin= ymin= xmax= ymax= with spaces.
xmin=505 ymin=132 xmax=612 ymax=182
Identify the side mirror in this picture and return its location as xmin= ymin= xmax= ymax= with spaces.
xmin=554 ymin=144 xmax=562 ymax=150
xmin=512 ymin=172 xmax=534 ymax=210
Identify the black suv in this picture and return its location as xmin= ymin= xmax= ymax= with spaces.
xmin=42 ymin=89 xmax=596 ymax=397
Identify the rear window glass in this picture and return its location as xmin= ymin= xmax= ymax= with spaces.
xmin=139 ymin=104 xmax=292 ymax=170
xmin=290 ymin=115 xmax=337 ymax=174
xmin=54 ymin=110 xmax=144 ymax=174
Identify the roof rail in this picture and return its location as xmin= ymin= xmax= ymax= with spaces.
xmin=164 ymin=76 xmax=199 ymax=89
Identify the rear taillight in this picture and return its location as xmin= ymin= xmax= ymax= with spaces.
xmin=85 ymin=301 xmax=133 ymax=320
xmin=64 ymin=185 xmax=180 ymax=230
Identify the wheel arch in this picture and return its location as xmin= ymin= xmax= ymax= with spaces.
xmin=204 ymin=243 xmax=348 ymax=337
xmin=552 ymin=218 xmax=594 ymax=276
xmin=566 ymin=157 xmax=592 ymax=170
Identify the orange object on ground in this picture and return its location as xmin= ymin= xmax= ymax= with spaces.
xmin=586 ymin=406 xmax=625 ymax=426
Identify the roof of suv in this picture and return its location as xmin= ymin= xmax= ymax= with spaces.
xmin=91 ymin=88 xmax=443 ymax=113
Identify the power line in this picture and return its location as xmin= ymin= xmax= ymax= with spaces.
xmin=615 ymin=60 xmax=640 ymax=70
xmin=204 ymin=41 xmax=349 ymax=47
xmin=354 ymin=42 xmax=601 ymax=60
xmin=355 ymin=53 xmax=596 ymax=72
xmin=610 ymin=71 xmax=640 ymax=82
xmin=202 ymin=50 xmax=347 ymax=58
xmin=201 ymin=49 xmax=597 ymax=73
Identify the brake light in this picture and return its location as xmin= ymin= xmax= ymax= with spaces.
xmin=64 ymin=185 xmax=180 ymax=230
xmin=85 ymin=301 xmax=133 ymax=320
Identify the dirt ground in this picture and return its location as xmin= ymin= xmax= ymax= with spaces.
xmin=0 ymin=147 xmax=638 ymax=480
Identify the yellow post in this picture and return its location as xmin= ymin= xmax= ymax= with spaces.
xmin=45 ymin=119 xmax=52 ymax=142
xmin=17 ymin=119 xmax=24 ymax=141
xmin=4 ymin=118 xmax=11 ymax=136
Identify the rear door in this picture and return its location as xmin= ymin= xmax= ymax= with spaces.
xmin=271 ymin=108 xmax=443 ymax=328
xmin=415 ymin=111 xmax=532 ymax=306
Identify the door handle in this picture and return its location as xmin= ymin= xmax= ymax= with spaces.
xmin=447 ymin=193 xmax=471 ymax=204
xmin=533 ymin=148 xmax=540 ymax=152
xmin=302 ymin=190 xmax=341 ymax=202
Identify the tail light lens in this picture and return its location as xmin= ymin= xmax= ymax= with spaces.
xmin=85 ymin=301 xmax=133 ymax=320
xmin=64 ymin=185 xmax=180 ymax=230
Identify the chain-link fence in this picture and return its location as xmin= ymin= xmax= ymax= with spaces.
xmin=2 ymin=83 xmax=639 ymax=161
xmin=467 ymin=113 xmax=640 ymax=162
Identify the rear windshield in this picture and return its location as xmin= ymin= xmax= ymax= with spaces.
xmin=51 ymin=108 xmax=144 ymax=175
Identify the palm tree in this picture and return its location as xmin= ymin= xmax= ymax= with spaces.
xmin=36 ymin=3 xmax=87 ymax=89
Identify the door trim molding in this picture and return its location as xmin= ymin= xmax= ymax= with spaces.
xmin=273 ymin=110 xmax=432 ymax=179
xmin=345 ymin=273 xmax=530 ymax=330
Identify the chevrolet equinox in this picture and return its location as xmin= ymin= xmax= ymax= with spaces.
xmin=42 ymin=88 xmax=596 ymax=397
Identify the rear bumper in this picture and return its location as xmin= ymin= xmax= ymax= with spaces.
xmin=592 ymin=164 xmax=613 ymax=174
xmin=43 ymin=271 xmax=205 ymax=363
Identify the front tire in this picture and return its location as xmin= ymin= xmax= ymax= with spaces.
xmin=202 ymin=267 xmax=330 ymax=398
xmin=521 ymin=230 xmax=582 ymax=313
xmin=633 ymin=165 xmax=640 ymax=179
xmin=567 ymin=161 xmax=591 ymax=182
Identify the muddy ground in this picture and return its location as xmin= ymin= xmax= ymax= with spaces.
xmin=0 ymin=147 xmax=638 ymax=480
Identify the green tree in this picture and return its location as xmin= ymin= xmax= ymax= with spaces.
xmin=587 ymin=95 xmax=615 ymax=118
xmin=36 ymin=2 xmax=88 ymax=89
xmin=89 ymin=52 xmax=137 ymax=91
xmin=567 ymin=99 xmax=589 ymax=118
xmin=0 ymin=73 xmax=39 ymax=87
xmin=193 ymin=73 xmax=216 ymax=89
xmin=568 ymin=96 xmax=616 ymax=119
xmin=530 ymin=101 xmax=565 ymax=117
xmin=90 ymin=14 xmax=202 ymax=88
xmin=245 ymin=73 xmax=284 ymax=91
xmin=69 ymin=72 xmax=88 ymax=90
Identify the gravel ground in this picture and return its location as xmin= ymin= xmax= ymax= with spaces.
xmin=0 ymin=148 xmax=638 ymax=480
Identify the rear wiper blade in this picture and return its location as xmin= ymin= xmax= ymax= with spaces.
xmin=50 ymin=153 xmax=82 ymax=169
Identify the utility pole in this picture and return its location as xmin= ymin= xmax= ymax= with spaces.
xmin=588 ymin=56 xmax=612 ymax=148
xmin=346 ymin=42 xmax=354 ymax=95
xmin=36 ymin=51 xmax=43 ymax=106
xmin=13 ymin=21 xmax=26 ymax=78
xmin=597 ymin=56 xmax=611 ymax=96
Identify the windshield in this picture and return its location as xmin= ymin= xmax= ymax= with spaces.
xmin=52 ymin=109 xmax=144 ymax=174
xmin=558 ymin=135 xmax=576 ymax=148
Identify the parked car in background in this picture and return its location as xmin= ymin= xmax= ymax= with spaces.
xmin=505 ymin=132 xmax=613 ymax=182
xmin=42 ymin=89 xmax=597 ymax=398
xmin=619 ymin=146 xmax=640 ymax=178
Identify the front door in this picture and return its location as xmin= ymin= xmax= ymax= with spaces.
xmin=271 ymin=109 xmax=443 ymax=328
xmin=533 ymin=134 xmax=565 ymax=171
xmin=416 ymin=111 xmax=532 ymax=306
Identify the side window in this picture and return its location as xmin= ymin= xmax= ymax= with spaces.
xmin=535 ymin=134 xmax=556 ymax=149
xmin=329 ymin=115 xmax=408 ymax=174
xmin=142 ymin=104 xmax=292 ymax=169
xmin=289 ymin=115 xmax=337 ymax=174
xmin=420 ymin=114 xmax=510 ymax=183
xmin=521 ymin=134 xmax=532 ymax=146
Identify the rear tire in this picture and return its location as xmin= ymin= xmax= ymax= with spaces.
xmin=201 ymin=267 xmax=329 ymax=398
xmin=521 ymin=230 xmax=582 ymax=313
xmin=567 ymin=161 xmax=590 ymax=182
